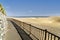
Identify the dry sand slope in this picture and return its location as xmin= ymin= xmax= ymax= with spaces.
xmin=13 ymin=16 xmax=60 ymax=37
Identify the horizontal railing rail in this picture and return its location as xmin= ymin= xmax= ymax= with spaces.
xmin=12 ymin=19 xmax=60 ymax=40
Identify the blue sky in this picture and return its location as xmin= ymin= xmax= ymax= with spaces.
xmin=0 ymin=0 xmax=60 ymax=16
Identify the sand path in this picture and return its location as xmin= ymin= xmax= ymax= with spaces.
xmin=4 ymin=21 xmax=22 ymax=40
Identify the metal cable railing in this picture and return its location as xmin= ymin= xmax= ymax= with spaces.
xmin=12 ymin=19 xmax=60 ymax=40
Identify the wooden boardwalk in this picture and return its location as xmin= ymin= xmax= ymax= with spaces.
xmin=4 ymin=21 xmax=22 ymax=40
xmin=11 ymin=21 xmax=33 ymax=40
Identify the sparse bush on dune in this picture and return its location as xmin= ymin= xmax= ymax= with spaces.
xmin=49 ymin=16 xmax=60 ymax=23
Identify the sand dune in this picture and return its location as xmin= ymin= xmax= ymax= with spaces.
xmin=13 ymin=17 xmax=60 ymax=36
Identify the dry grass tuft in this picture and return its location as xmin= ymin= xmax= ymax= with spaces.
xmin=49 ymin=16 xmax=60 ymax=23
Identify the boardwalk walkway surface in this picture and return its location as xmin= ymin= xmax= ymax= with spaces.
xmin=4 ymin=21 xmax=22 ymax=40
xmin=11 ymin=21 xmax=33 ymax=40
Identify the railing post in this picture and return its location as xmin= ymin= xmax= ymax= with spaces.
xmin=22 ymin=22 xmax=25 ymax=29
xmin=29 ymin=24 xmax=31 ymax=35
xmin=45 ymin=29 xmax=47 ymax=40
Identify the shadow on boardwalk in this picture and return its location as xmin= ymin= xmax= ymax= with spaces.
xmin=11 ymin=21 xmax=33 ymax=40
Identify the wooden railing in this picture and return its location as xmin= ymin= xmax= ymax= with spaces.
xmin=12 ymin=19 xmax=60 ymax=40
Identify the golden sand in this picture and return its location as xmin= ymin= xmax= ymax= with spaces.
xmin=13 ymin=17 xmax=60 ymax=36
